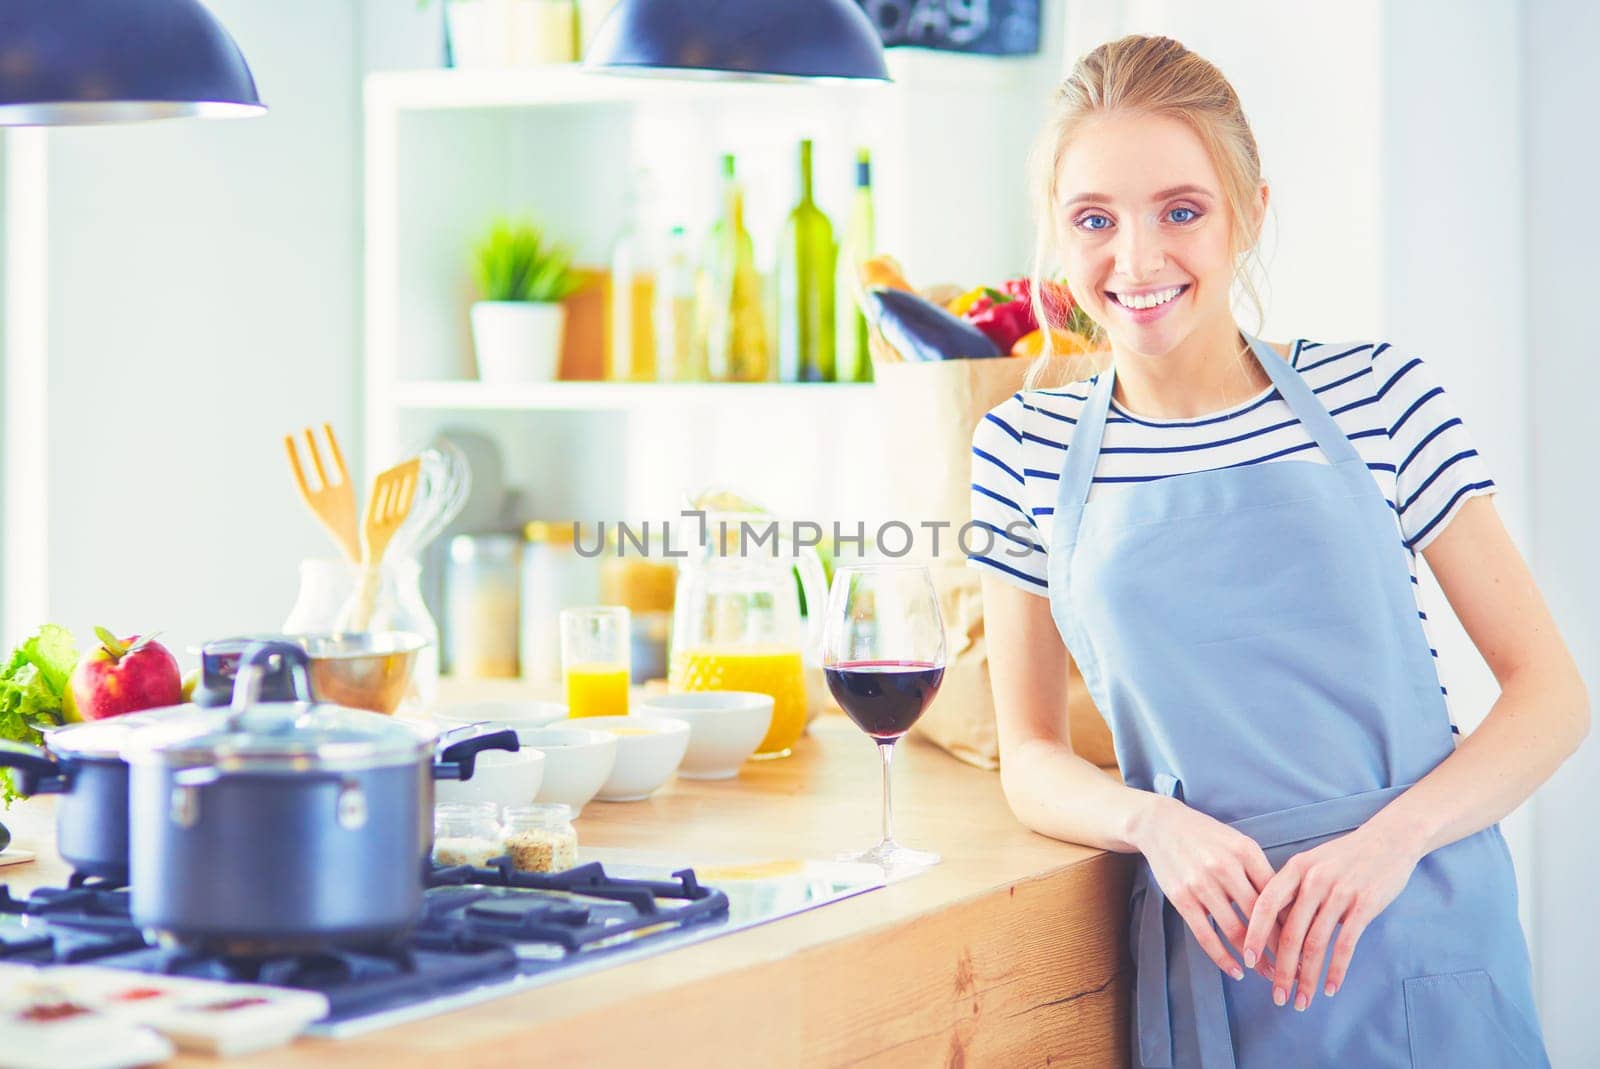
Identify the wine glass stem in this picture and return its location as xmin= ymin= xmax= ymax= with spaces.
xmin=878 ymin=741 xmax=896 ymax=845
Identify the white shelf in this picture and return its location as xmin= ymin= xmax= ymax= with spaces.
xmin=391 ymin=379 xmax=874 ymax=412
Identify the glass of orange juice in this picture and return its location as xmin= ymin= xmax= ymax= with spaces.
xmin=560 ymin=606 xmax=630 ymax=719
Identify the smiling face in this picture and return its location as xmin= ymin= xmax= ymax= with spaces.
xmin=1054 ymin=110 xmax=1264 ymax=361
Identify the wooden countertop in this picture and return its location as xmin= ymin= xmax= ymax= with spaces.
xmin=2 ymin=710 xmax=1133 ymax=1068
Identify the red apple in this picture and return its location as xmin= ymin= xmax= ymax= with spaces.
xmin=69 ymin=627 xmax=183 ymax=720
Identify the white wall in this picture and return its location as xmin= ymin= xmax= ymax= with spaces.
xmin=1524 ymin=2 xmax=1600 ymax=1066
xmin=10 ymin=1 xmax=361 ymax=651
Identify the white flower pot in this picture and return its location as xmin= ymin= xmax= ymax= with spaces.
xmin=471 ymin=301 xmax=566 ymax=384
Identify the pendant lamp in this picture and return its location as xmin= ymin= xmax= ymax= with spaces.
xmin=584 ymin=0 xmax=890 ymax=83
xmin=0 ymin=0 xmax=264 ymax=126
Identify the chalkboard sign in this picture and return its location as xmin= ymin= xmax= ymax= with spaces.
xmin=856 ymin=0 xmax=1042 ymax=57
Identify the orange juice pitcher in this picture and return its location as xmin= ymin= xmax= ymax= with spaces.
xmin=667 ymin=512 xmax=827 ymax=759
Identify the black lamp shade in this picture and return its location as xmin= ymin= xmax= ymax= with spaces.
xmin=584 ymin=0 xmax=890 ymax=82
xmin=0 ymin=0 xmax=264 ymax=126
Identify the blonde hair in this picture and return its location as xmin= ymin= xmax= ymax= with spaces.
xmin=1023 ymin=34 xmax=1268 ymax=391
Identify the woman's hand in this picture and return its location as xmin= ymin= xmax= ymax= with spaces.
xmin=1242 ymin=823 xmax=1421 ymax=1011
xmin=1133 ymin=794 xmax=1281 ymax=982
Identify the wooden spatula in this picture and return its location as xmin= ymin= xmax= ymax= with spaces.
xmin=342 ymin=457 xmax=421 ymax=632
xmin=285 ymin=424 xmax=361 ymax=562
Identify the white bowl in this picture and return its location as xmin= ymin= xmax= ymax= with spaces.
xmin=578 ymin=715 xmax=692 ymax=802
xmin=517 ymin=725 xmax=617 ymax=814
xmin=634 ymin=692 xmax=774 ymax=780
xmin=434 ymin=746 xmax=546 ymax=808
xmin=434 ymin=700 xmax=569 ymax=730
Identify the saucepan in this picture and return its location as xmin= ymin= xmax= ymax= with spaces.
xmin=123 ymin=644 xmax=517 ymax=953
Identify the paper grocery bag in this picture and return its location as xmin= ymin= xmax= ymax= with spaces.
xmin=924 ymin=564 xmax=1117 ymax=771
xmin=874 ymin=358 xmax=1118 ymax=771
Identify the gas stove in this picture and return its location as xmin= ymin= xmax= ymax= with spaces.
xmin=0 ymin=855 xmax=882 ymax=1039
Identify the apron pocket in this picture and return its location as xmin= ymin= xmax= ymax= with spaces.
xmin=1403 ymin=969 xmax=1547 ymax=1068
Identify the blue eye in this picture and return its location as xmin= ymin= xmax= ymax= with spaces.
xmin=1077 ymin=212 xmax=1112 ymax=232
xmin=1168 ymin=206 xmax=1200 ymax=224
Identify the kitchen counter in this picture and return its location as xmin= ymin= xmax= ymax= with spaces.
xmin=3 ymin=706 xmax=1133 ymax=1068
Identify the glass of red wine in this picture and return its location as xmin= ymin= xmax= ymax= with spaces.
xmin=823 ymin=562 xmax=947 ymax=875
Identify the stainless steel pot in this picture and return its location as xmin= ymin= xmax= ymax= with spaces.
xmin=123 ymin=645 xmax=517 ymax=953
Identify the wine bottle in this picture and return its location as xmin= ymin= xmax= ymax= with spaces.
xmin=654 ymin=224 xmax=705 ymax=381
xmin=836 ymin=148 xmax=875 ymax=383
xmin=776 ymin=140 xmax=837 ymax=382
xmin=698 ymin=154 xmax=770 ymax=383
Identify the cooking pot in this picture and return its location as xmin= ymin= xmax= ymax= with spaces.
xmin=0 ymin=714 xmax=168 ymax=882
xmin=123 ymin=644 xmax=517 ymax=953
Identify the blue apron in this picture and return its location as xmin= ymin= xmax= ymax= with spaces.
xmin=1045 ymin=334 xmax=1549 ymax=1068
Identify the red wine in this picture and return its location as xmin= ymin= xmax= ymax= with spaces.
xmin=825 ymin=660 xmax=945 ymax=741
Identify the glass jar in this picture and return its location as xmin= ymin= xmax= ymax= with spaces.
xmin=446 ymin=534 xmax=522 ymax=679
xmin=432 ymin=802 xmax=505 ymax=868
xmin=282 ymin=557 xmax=440 ymax=711
xmin=520 ymin=521 xmax=602 ymax=685
xmin=503 ymin=803 xmax=578 ymax=873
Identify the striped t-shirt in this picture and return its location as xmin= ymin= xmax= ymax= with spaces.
xmin=967 ymin=339 xmax=1495 ymax=713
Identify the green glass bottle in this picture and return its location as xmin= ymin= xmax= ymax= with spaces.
xmin=836 ymin=148 xmax=875 ymax=383
xmin=776 ymin=140 xmax=836 ymax=382
xmin=698 ymin=154 xmax=770 ymax=383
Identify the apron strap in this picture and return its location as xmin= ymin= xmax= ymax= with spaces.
xmin=1054 ymin=335 xmax=1369 ymax=553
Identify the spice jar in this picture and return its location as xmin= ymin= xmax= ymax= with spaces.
xmin=432 ymin=802 xmax=505 ymax=868
xmin=503 ymin=803 xmax=578 ymax=873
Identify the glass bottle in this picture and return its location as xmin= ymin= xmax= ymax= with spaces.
xmin=836 ymin=147 xmax=876 ymax=383
xmin=777 ymin=139 xmax=837 ymax=383
xmin=607 ymin=172 xmax=656 ymax=381
xmin=654 ymin=224 xmax=705 ymax=381
xmin=503 ymin=803 xmax=579 ymax=872
xmin=699 ymin=154 xmax=769 ymax=383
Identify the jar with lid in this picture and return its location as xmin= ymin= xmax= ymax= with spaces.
xmin=446 ymin=534 xmax=522 ymax=679
xmin=520 ymin=522 xmax=602 ymax=684
xmin=432 ymin=802 xmax=505 ymax=868
xmin=502 ymin=803 xmax=578 ymax=873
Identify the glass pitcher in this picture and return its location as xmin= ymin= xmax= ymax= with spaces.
xmin=667 ymin=513 xmax=828 ymax=759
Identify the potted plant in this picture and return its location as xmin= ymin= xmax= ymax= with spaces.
xmin=469 ymin=219 xmax=583 ymax=384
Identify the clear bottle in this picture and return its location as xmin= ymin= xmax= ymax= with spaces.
xmin=777 ymin=139 xmax=837 ymax=383
xmin=698 ymin=154 xmax=770 ymax=383
xmin=503 ymin=803 xmax=579 ymax=873
xmin=607 ymin=172 xmax=657 ymax=381
xmin=654 ymin=224 xmax=705 ymax=382
xmin=432 ymin=802 xmax=505 ymax=868
xmin=836 ymin=147 xmax=876 ymax=383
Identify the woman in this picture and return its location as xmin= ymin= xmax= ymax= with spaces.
xmin=968 ymin=35 xmax=1587 ymax=1069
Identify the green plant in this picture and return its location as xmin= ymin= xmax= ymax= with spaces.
xmin=471 ymin=220 xmax=584 ymax=303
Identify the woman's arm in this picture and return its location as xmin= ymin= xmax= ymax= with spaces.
xmin=982 ymin=573 xmax=1149 ymax=852
xmin=983 ymin=573 xmax=1280 ymax=981
xmin=1246 ymin=494 xmax=1590 ymax=1009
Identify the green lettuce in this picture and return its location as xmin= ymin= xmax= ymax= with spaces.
xmin=0 ymin=625 xmax=79 ymax=805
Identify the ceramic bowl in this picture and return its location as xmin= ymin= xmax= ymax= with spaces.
xmin=434 ymin=746 xmax=546 ymax=808
xmin=516 ymin=725 xmax=618 ymax=814
xmin=633 ymin=692 xmax=774 ymax=780
xmin=433 ymin=700 xmax=569 ymax=731
xmin=577 ymin=716 xmax=692 ymax=802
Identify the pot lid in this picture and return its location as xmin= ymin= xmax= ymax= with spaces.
xmin=44 ymin=707 xmax=195 ymax=760
xmin=123 ymin=700 xmax=431 ymax=772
